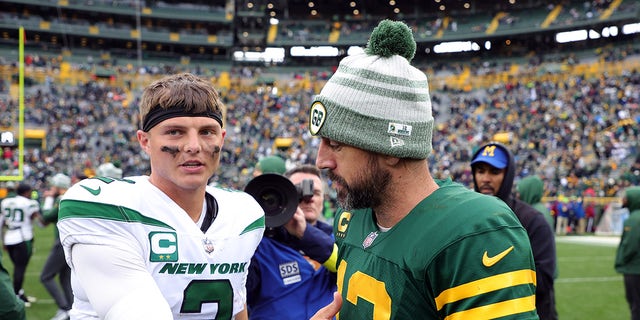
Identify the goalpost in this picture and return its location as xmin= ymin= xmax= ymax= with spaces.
xmin=0 ymin=26 xmax=25 ymax=183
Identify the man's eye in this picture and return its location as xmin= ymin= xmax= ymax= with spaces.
xmin=328 ymin=140 xmax=341 ymax=149
xmin=168 ymin=130 xmax=181 ymax=135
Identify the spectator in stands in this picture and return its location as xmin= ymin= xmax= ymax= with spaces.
xmin=1 ymin=183 xmax=41 ymax=307
xmin=247 ymin=164 xmax=336 ymax=319
xmin=471 ymin=142 xmax=558 ymax=320
xmin=615 ymin=186 xmax=640 ymax=320
xmin=40 ymin=173 xmax=73 ymax=320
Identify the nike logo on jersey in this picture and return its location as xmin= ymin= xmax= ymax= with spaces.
xmin=80 ymin=185 xmax=101 ymax=196
xmin=482 ymin=246 xmax=514 ymax=267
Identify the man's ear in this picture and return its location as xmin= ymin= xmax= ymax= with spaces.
xmin=137 ymin=130 xmax=150 ymax=152
xmin=381 ymin=154 xmax=401 ymax=167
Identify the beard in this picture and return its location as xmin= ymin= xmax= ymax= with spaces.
xmin=328 ymin=155 xmax=391 ymax=210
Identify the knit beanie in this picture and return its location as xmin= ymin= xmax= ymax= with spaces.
xmin=309 ymin=19 xmax=434 ymax=159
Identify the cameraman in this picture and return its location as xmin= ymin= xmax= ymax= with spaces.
xmin=247 ymin=164 xmax=337 ymax=320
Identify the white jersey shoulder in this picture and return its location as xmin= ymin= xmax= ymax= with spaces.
xmin=58 ymin=176 xmax=265 ymax=319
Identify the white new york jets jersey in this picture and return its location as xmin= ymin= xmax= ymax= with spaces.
xmin=58 ymin=176 xmax=265 ymax=319
xmin=1 ymin=195 xmax=40 ymax=245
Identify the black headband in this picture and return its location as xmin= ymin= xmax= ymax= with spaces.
xmin=142 ymin=105 xmax=223 ymax=132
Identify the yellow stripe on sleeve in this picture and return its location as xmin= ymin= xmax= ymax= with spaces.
xmin=444 ymin=295 xmax=536 ymax=320
xmin=435 ymin=269 xmax=536 ymax=310
xmin=322 ymin=243 xmax=339 ymax=273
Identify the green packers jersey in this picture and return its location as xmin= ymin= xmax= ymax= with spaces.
xmin=333 ymin=179 xmax=538 ymax=320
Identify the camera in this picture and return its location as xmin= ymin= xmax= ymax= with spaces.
xmin=244 ymin=173 xmax=314 ymax=228
xmin=296 ymin=179 xmax=314 ymax=203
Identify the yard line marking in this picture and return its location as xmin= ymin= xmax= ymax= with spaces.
xmin=558 ymin=256 xmax=613 ymax=262
xmin=556 ymin=276 xmax=621 ymax=283
xmin=556 ymin=236 xmax=620 ymax=247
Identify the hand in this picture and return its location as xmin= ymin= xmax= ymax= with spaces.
xmin=284 ymin=207 xmax=306 ymax=239
xmin=310 ymin=291 xmax=342 ymax=320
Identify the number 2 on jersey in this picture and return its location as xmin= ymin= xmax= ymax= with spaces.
xmin=181 ymin=279 xmax=233 ymax=319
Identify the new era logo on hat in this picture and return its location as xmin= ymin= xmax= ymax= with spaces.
xmin=471 ymin=144 xmax=508 ymax=169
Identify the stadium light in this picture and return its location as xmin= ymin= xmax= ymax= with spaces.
xmin=555 ymin=29 xmax=588 ymax=43
xmin=433 ymin=41 xmax=480 ymax=54
xmin=347 ymin=46 xmax=365 ymax=56
xmin=290 ymin=46 xmax=339 ymax=57
xmin=233 ymin=47 xmax=285 ymax=62
xmin=622 ymin=23 xmax=640 ymax=35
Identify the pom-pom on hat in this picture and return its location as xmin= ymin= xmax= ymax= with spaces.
xmin=309 ymin=19 xmax=434 ymax=159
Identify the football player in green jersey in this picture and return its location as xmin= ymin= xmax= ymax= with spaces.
xmin=309 ymin=20 xmax=539 ymax=320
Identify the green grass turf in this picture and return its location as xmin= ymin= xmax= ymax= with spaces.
xmin=2 ymin=224 xmax=59 ymax=320
xmin=555 ymin=237 xmax=629 ymax=320
xmin=1 ymin=228 xmax=631 ymax=319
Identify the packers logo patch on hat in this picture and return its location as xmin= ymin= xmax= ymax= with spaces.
xmin=309 ymin=101 xmax=327 ymax=135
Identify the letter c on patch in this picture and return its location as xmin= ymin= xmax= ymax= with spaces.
xmin=150 ymin=232 xmax=177 ymax=255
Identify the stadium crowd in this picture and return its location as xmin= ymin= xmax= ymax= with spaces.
xmin=0 ymin=48 xmax=639 ymax=206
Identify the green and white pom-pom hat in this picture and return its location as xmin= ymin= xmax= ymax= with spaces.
xmin=309 ymin=19 xmax=434 ymax=159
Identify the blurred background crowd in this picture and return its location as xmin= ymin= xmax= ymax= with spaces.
xmin=0 ymin=0 xmax=639 ymax=229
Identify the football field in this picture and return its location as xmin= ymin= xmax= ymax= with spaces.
xmin=1 ymin=228 xmax=630 ymax=319
xmin=555 ymin=235 xmax=628 ymax=320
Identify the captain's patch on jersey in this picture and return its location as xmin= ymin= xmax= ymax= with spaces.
xmin=279 ymin=261 xmax=301 ymax=285
xmin=149 ymin=231 xmax=179 ymax=262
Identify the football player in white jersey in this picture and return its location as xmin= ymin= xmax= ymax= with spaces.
xmin=58 ymin=73 xmax=265 ymax=320
xmin=1 ymin=183 xmax=42 ymax=306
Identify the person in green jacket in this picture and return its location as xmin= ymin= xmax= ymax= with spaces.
xmin=615 ymin=186 xmax=640 ymax=320
xmin=0 ymin=250 xmax=26 ymax=320
xmin=517 ymin=175 xmax=555 ymax=230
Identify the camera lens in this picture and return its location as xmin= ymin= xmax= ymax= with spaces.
xmin=244 ymin=173 xmax=299 ymax=228
xmin=257 ymin=187 xmax=287 ymax=216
